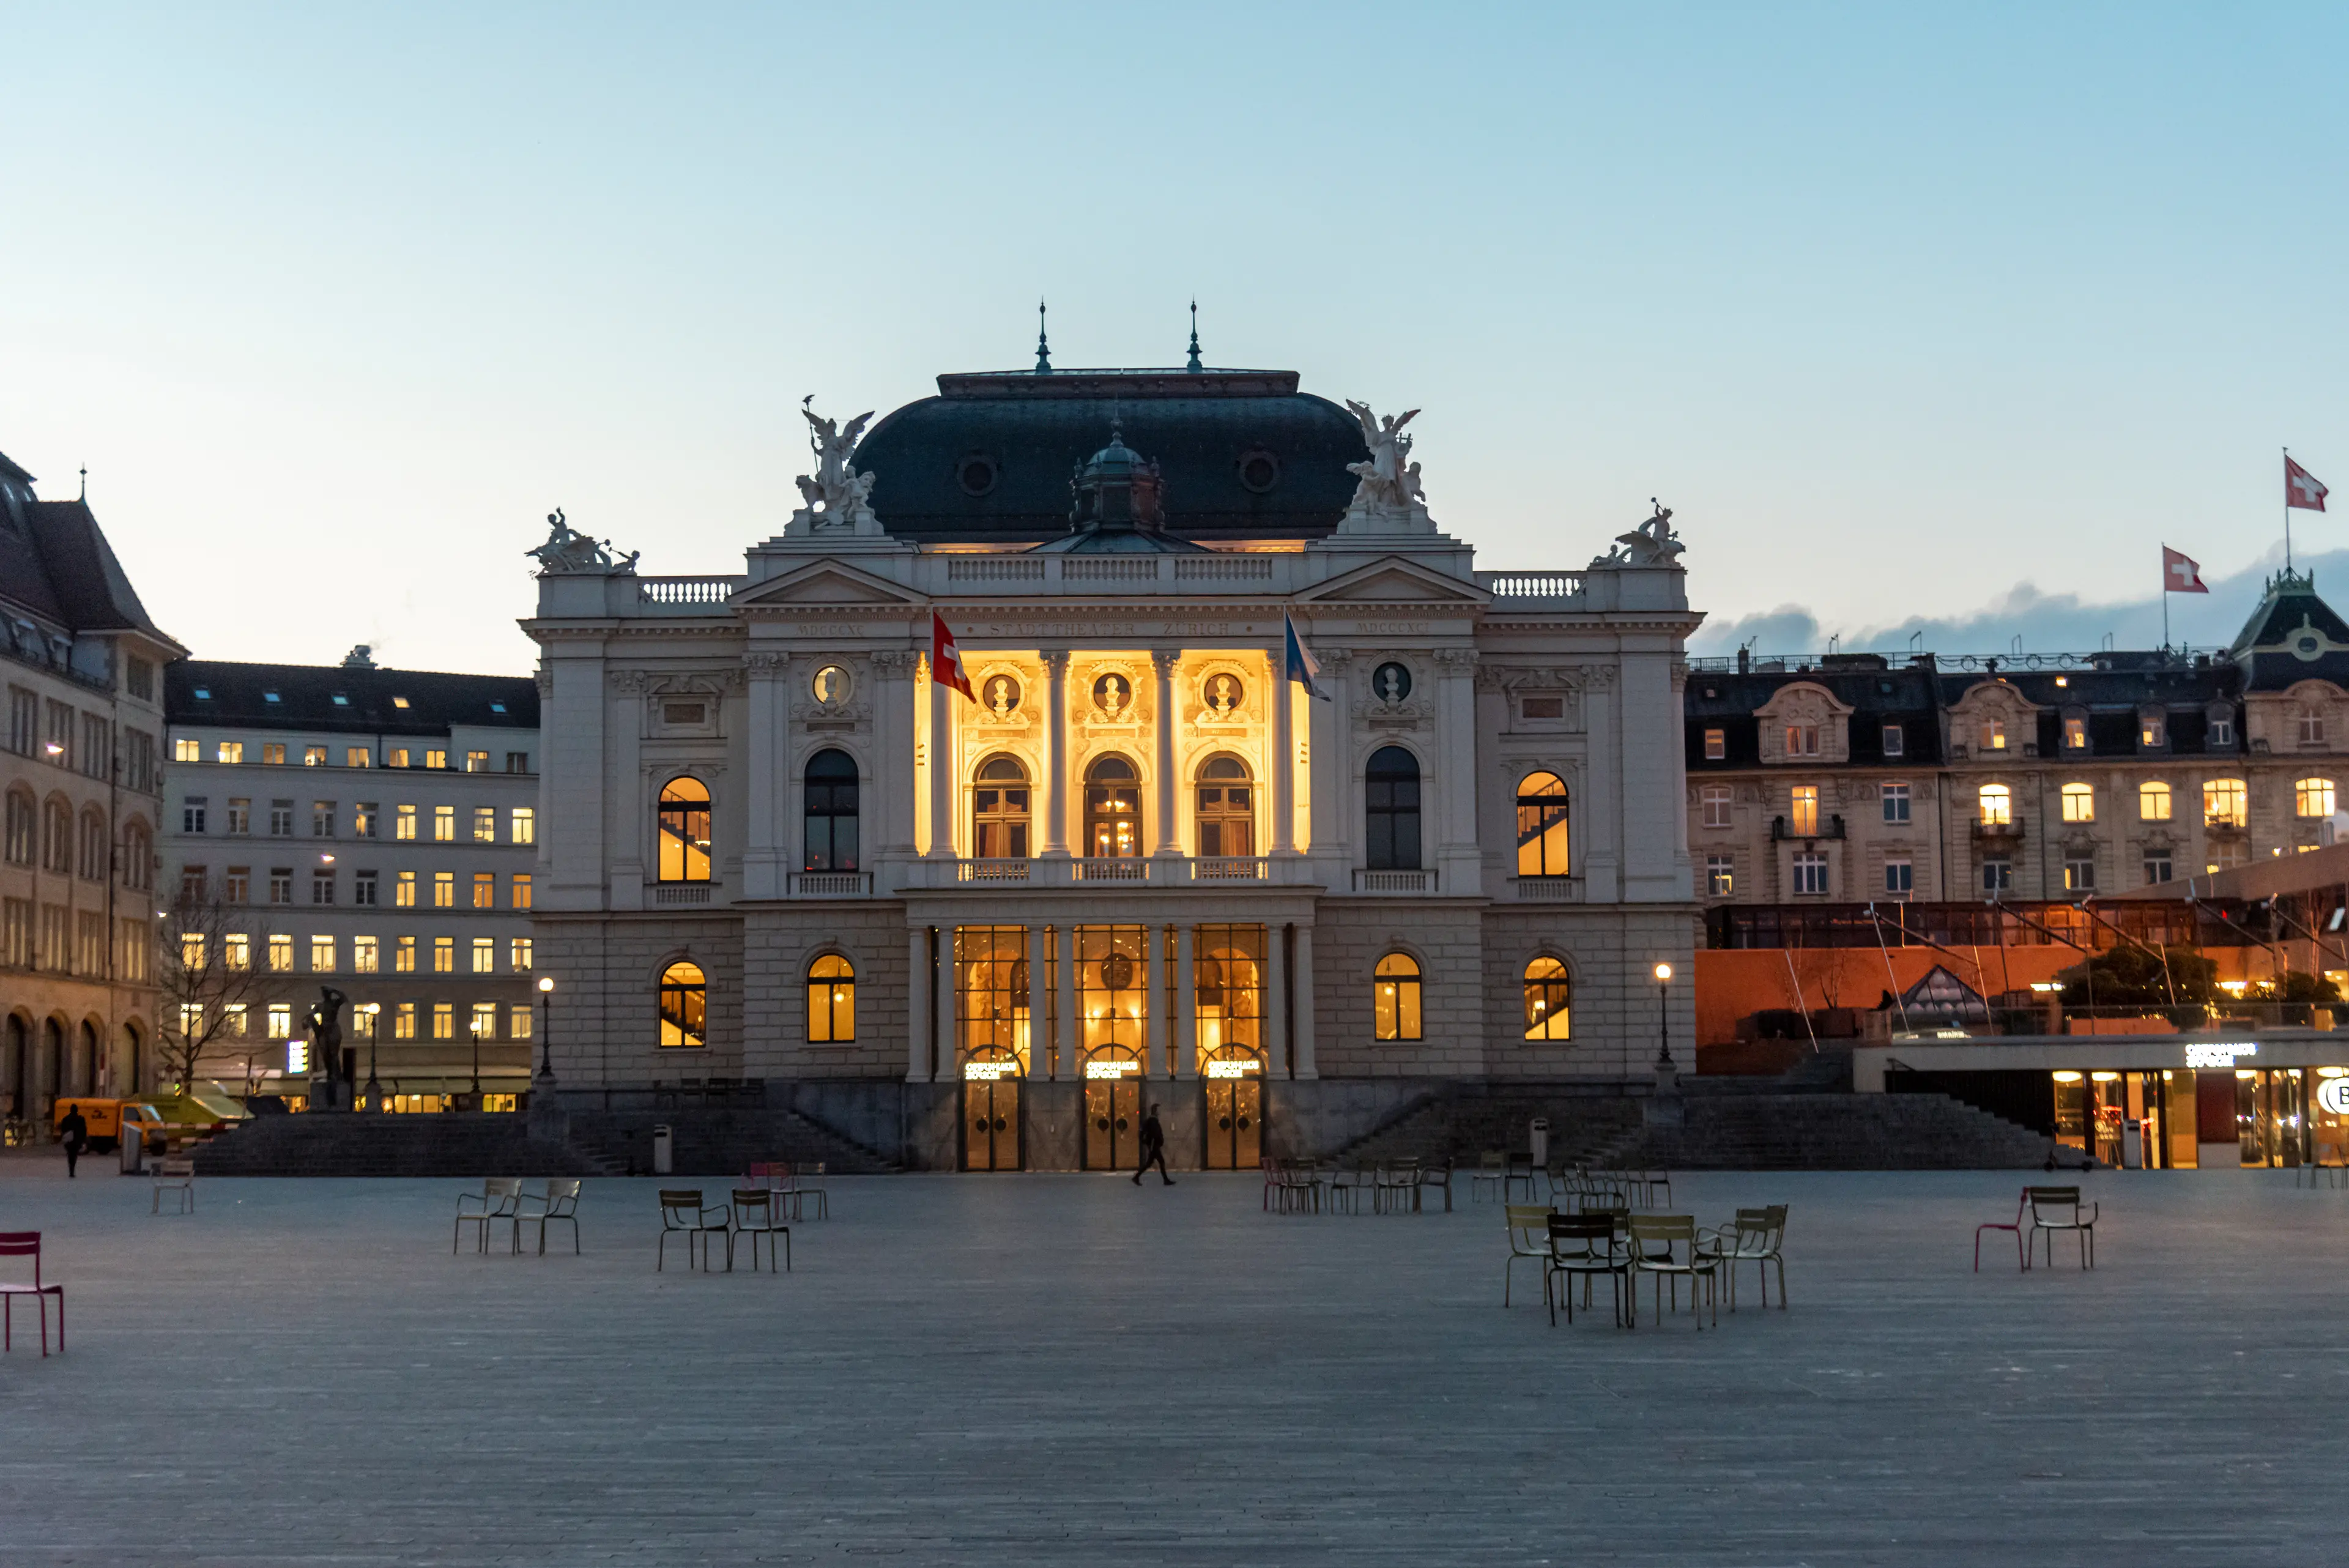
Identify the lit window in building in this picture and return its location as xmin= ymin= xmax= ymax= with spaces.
xmin=395 ymin=804 xmax=417 ymax=840
xmin=1705 ymin=855 xmax=1734 ymax=896
xmin=2141 ymin=712 xmax=2167 ymax=748
xmin=1084 ymin=755 xmax=1141 ymax=859
xmin=432 ymin=1003 xmax=455 ymax=1040
xmin=395 ymin=936 xmax=415 ymax=973
xmin=1522 ymin=956 xmax=1570 ymax=1041
xmin=1789 ymin=786 xmax=1820 ymax=837
xmin=394 ymin=1003 xmax=417 ymax=1039
xmin=472 ymin=937 xmax=494 ymax=973
xmin=268 ymin=934 xmax=292 ymax=970
xmin=1703 ymin=728 xmax=1725 ymax=760
xmin=2296 ymin=777 xmax=2336 ymax=819
xmin=510 ymin=1005 xmax=532 ymax=1039
xmin=510 ymin=937 xmax=532 ymax=970
xmin=267 ymin=1004 xmax=291 ymax=1039
xmin=1515 ymin=772 xmax=1569 ymax=875
xmin=660 ymin=960 xmax=707 ymax=1048
xmin=472 ymin=806 xmax=495 ymax=842
xmin=354 ymin=936 xmax=378 ymax=973
xmin=2204 ymin=778 xmax=2247 ymax=828
xmin=310 ymin=935 xmax=335 ymax=972
xmin=470 ymin=1001 xmax=497 ymax=1039
xmin=2063 ymin=717 xmax=2087 ymax=750
xmin=2060 ymin=782 xmax=2095 ymax=823
xmin=807 ymin=954 xmax=856 ymax=1043
xmin=433 ymin=936 xmax=453 ymax=972
xmin=2139 ymin=781 xmax=2172 ymax=821
xmin=1700 ymin=784 xmax=1732 ymax=828
xmin=432 ymin=872 xmax=454 ymax=908
xmin=1373 ymin=953 xmax=1422 ymax=1042
xmin=472 ymin=872 xmax=494 ymax=909
xmin=510 ymin=807 xmax=535 ymax=845
xmin=802 ymin=751 xmax=858 ymax=872
xmin=511 ymin=874 xmax=532 ymax=909
xmin=433 ymin=805 xmax=455 ymax=842
xmin=1981 ymin=719 xmax=2006 ymax=751
xmin=657 ymin=776 xmax=714 ymax=882
xmin=1195 ymin=756 xmax=1253 ymax=858
xmin=1784 ymin=724 xmax=1820 ymax=757
xmin=973 ymin=756 xmax=1032 ymax=858
xmin=1978 ymin=784 xmax=2011 ymax=826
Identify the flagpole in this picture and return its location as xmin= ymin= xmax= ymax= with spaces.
xmin=2285 ymin=446 xmax=2294 ymax=574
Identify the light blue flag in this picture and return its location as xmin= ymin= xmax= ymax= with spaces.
xmin=1285 ymin=614 xmax=1329 ymax=700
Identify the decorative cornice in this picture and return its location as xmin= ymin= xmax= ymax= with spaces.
xmin=741 ymin=650 xmax=791 ymax=675
xmin=868 ymin=648 xmax=921 ymax=673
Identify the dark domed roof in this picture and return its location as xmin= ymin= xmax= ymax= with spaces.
xmin=850 ymin=368 xmax=1368 ymax=545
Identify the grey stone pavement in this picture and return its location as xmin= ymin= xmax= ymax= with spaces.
xmin=1 ymin=1157 xmax=2345 ymax=1567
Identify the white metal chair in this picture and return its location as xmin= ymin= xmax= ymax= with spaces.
xmin=515 ymin=1179 xmax=582 ymax=1255
xmin=453 ymin=1177 xmax=524 ymax=1255
xmin=152 ymin=1157 xmax=196 ymax=1216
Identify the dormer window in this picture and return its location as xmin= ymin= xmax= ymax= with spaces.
xmin=489 ymin=701 xmax=508 ymax=714
xmin=1784 ymin=724 xmax=1819 ymax=757
xmin=331 ymin=694 xmax=350 ymax=707
xmin=2140 ymin=712 xmax=2166 ymax=748
xmin=263 ymin=691 xmax=281 ymax=704
xmin=392 ymin=696 xmax=410 ymax=710
xmin=2210 ymin=714 xmax=2235 ymax=747
xmin=193 ymin=686 xmax=212 ymax=700
xmin=1983 ymin=719 xmax=2006 ymax=751
xmin=1881 ymin=724 xmax=1904 ymax=758
xmin=2299 ymin=710 xmax=2326 ymax=746
xmin=2063 ymin=717 xmax=2087 ymax=750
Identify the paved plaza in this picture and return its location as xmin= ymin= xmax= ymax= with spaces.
xmin=1 ymin=1159 xmax=2345 ymax=1566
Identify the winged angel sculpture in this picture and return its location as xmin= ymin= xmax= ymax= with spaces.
xmin=1342 ymin=400 xmax=1430 ymax=524
xmin=790 ymin=399 xmax=881 ymax=534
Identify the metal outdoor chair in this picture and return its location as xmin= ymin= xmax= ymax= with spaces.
xmin=1975 ymin=1188 xmax=2032 ymax=1273
xmin=0 ymin=1232 xmax=64 ymax=1355
xmin=1416 ymin=1158 xmax=1454 ymax=1214
xmin=728 ymin=1189 xmax=791 ymax=1272
xmin=1375 ymin=1159 xmax=1421 ymax=1214
xmin=1700 ymin=1206 xmax=1788 ymax=1310
xmin=515 ymin=1179 xmax=582 ymax=1256
xmin=1469 ymin=1150 xmax=1507 ymax=1205
xmin=152 ymin=1157 xmax=196 ymax=1216
xmin=1503 ymin=1205 xmax=1556 ymax=1306
xmin=1628 ymin=1215 xmax=1720 ymax=1330
xmin=1326 ymin=1164 xmax=1375 ymax=1216
xmin=656 ymin=1189 xmax=730 ymax=1271
xmin=453 ymin=1177 xmax=525 ymax=1255
xmin=1504 ymin=1154 xmax=1540 ymax=1204
xmin=775 ymin=1161 xmax=828 ymax=1221
xmin=2025 ymin=1186 xmax=2098 ymax=1270
xmin=1545 ymin=1213 xmax=1628 ymax=1328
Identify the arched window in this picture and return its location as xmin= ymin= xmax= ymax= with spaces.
xmin=1196 ymin=756 xmax=1253 ymax=858
xmin=121 ymin=820 xmax=150 ymax=890
xmin=2139 ymin=781 xmax=2172 ymax=822
xmin=972 ymin=756 xmax=1030 ymax=859
xmin=807 ymin=954 xmax=855 ymax=1042
xmin=79 ymin=811 xmax=107 ymax=881
xmin=658 ymin=960 xmax=707 ymax=1049
xmin=656 ymin=777 xmax=712 ymax=883
xmin=2060 ymin=782 xmax=2095 ymax=823
xmin=3 ymin=790 xmax=32 ymax=865
xmin=1977 ymin=784 xmax=2011 ymax=826
xmin=1365 ymin=747 xmax=1422 ymax=870
xmin=2298 ymin=778 xmax=2337 ymax=819
xmin=43 ymin=798 xmax=72 ymax=872
xmin=1373 ymin=952 xmax=1422 ymax=1041
xmin=124 ymin=1022 xmax=142 ymax=1095
xmin=1515 ymin=771 xmax=1569 ymax=875
xmin=1084 ymin=756 xmax=1140 ymax=859
xmin=803 ymin=749 xmax=859 ymax=871
xmin=1523 ymin=956 xmax=1572 ymax=1040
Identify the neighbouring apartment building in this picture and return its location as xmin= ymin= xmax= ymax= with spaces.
xmin=0 ymin=448 xmax=180 ymax=1124
xmin=523 ymin=343 xmax=1702 ymax=1170
xmin=1685 ymin=569 xmax=2349 ymax=911
xmin=158 ymin=653 xmax=541 ymax=1108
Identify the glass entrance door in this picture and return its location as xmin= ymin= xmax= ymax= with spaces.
xmin=1084 ymin=1052 xmax=1141 ymax=1170
xmin=963 ymin=1058 xmax=1021 ymax=1171
xmin=1203 ymin=1059 xmax=1261 ymax=1170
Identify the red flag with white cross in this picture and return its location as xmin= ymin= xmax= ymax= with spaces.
xmin=2161 ymin=546 xmax=2208 ymax=594
xmin=2287 ymin=454 xmax=2329 ymax=512
xmin=930 ymin=611 xmax=974 ymax=700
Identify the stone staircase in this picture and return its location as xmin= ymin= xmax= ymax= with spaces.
xmin=559 ymin=1107 xmax=899 ymax=1176
xmin=190 ymin=1113 xmax=601 ymax=1177
xmin=1337 ymin=1087 xmax=1644 ymax=1169
xmin=1593 ymin=1093 xmax=2055 ymax=1171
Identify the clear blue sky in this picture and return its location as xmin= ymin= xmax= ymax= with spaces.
xmin=6 ymin=3 xmax=2345 ymax=673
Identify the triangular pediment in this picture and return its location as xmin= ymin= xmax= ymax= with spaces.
xmin=1296 ymin=556 xmax=1486 ymax=606
xmin=733 ymin=559 xmax=924 ymax=608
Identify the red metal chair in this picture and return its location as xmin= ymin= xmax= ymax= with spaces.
xmin=0 ymin=1232 xmax=65 ymax=1354
xmin=1975 ymin=1188 xmax=2032 ymax=1273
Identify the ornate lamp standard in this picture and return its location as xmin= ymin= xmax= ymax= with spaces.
xmin=467 ymin=1016 xmax=482 ymax=1110
xmin=1652 ymin=962 xmax=1675 ymax=1072
xmin=535 ymin=976 xmax=556 ymax=1084
xmin=361 ymin=1003 xmax=382 ymax=1111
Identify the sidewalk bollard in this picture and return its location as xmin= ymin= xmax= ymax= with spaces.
xmin=653 ymin=1124 xmax=674 ymax=1176
xmin=1529 ymin=1117 xmax=1549 ymax=1172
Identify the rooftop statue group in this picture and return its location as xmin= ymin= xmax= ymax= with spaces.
xmin=1341 ymin=399 xmax=1431 ymax=527
xmin=788 ymin=398 xmax=883 ymax=536
xmin=1596 ymin=500 xmax=1685 ymax=568
xmin=525 ymin=508 xmax=640 ymax=576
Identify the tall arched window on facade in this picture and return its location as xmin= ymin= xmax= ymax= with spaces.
xmin=79 ymin=810 xmax=107 ymax=882
xmin=972 ymin=756 xmax=1030 ymax=859
xmin=1523 ymin=956 xmax=1572 ymax=1040
xmin=807 ymin=954 xmax=855 ymax=1042
xmin=1365 ymin=747 xmax=1421 ymax=870
xmin=1515 ymin=771 xmax=1569 ymax=876
xmin=43 ymin=798 xmax=72 ymax=873
xmin=1085 ymin=756 xmax=1140 ymax=858
xmin=4 ymin=789 xmax=32 ymax=865
xmin=1977 ymin=783 xmax=2011 ymax=826
xmin=122 ymin=820 xmax=150 ymax=890
xmin=657 ymin=778 xmax=712 ymax=883
xmin=1373 ymin=952 xmax=1422 ymax=1041
xmin=803 ymin=749 xmax=859 ymax=871
xmin=1196 ymin=756 xmax=1253 ymax=857
xmin=658 ymin=960 xmax=707 ymax=1048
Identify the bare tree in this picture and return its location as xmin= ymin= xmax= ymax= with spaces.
xmin=155 ymin=897 xmax=295 ymax=1091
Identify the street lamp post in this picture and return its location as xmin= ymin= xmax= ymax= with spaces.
xmin=535 ymin=976 xmax=556 ymax=1084
xmin=468 ymin=1018 xmax=482 ymax=1109
xmin=362 ymin=1003 xmax=382 ymax=1111
xmin=1652 ymin=962 xmax=1674 ymax=1071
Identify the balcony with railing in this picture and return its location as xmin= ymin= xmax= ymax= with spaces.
xmin=904 ymin=855 xmax=1308 ymax=890
xmin=787 ymin=871 xmax=872 ymax=896
xmin=1771 ymin=814 xmax=1847 ymax=842
xmin=1353 ymin=868 xmax=1438 ymax=893
xmin=1971 ymin=816 xmax=2026 ymax=841
xmin=1512 ymin=876 xmax=1582 ymax=902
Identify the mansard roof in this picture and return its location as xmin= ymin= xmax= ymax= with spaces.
xmin=166 ymin=660 xmax=539 ymax=738
xmin=2228 ymin=568 xmax=2349 ymax=691
xmin=0 ymin=448 xmax=177 ymax=650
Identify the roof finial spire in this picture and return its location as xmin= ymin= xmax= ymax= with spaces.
xmin=1186 ymin=300 xmax=1202 ymax=373
xmin=78 ymin=466 xmax=87 ymax=501
xmin=1035 ymin=298 xmax=1052 ymax=374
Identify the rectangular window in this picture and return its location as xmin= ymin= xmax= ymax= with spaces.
xmin=470 ymin=1000 xmax=499 ymax=1038
xmin=1983 ymin=719 xmax=2006 ymax=751
xmin=269 ymin=800 xmax=294 ymax=836
xmin=2139 ymin=781 xmax=2172 ymax=821
xmin=1880 ymin=723 xmax=1904 ymax=758
xmin=2063 ymin=716 xmax=2087 ymax=750
xmin=432 ymin=1003 xmax=455 ymax=1039
xmin=310 ymin=934 xmax=335 ymax=972
xmin=432 ymin=871 xmax=455 ymax=908
xmin=346 ymin=746 xmax=371 ymax=768
xmin=511 ymin=874 xmax=533 ymax=910
xmin=388 ymin=748 xmax=411 ymax=768
xmin=510 ymin=937 xmax=533 ymax=970
xmin=268 ymin=933 xmax=293 ymax=970
xmin=395 ymin=871 xmax=417 ymax=907
xmin=395 ymin=1002 xmax=417 ymax=1039
xmin=175 ymin=737 xmax=201 ymax=762
xmin=2060 ymin=782 xmax=2095 ymax=823
xmin=395 ymin=935 xmax=415 ymax=973
xmin=269 ymin=868 xmax=294 ymax=904
xmin=354 ymin=935 xmax=379 ymax=973
xmin=1981 ymin=858 xmax=2011 ymax=893
xmin=510 ymin=1004 xmax=533 ymax=1039
xmin=267 ymin=1004 xmax=292 ymax=1039
xmin=226 ymin=798 xmax=250 ymax=834
xmin=224 ymin=867 xmax=250 ymax=904
xmin=217 ymin=741 xmax=244 ymax=765
xmin=1881 ymin=782 xmax=1911 ymax=824
xmin=507 ymin=752 xmax=530 ymax=774
xmin=354 ymin=871 xmax=377 ymax=905
xmin=471 ymin=806 xmax=495 ymax=842
xmin=472 ymin=937 xmax=494 ymax=974
xmin=2301 ymin=712 xmax=2326 ymax=745
xmin=1884 ymin=858 xmax=1913 ymax=897
xmin=466 ymin=751 xmax=489 ymax=773
xmin=311 ymin=869 xmax=335 ymax=905
xmin=1789 ymin=786 xmax=1820 ymax=838
xmin=2143 ymin=854 xmax=2173 ymax=886
xmin=179 ymin=866 xmax=207 ymax=904
xmin=433 ymin=806 xmax=455 ymax=842
xmin=395 ymin=804 xmax=417 ymax=841
xmin=301 ymin=746 xmax=325 ymax=766
xmin=224 ymin=932 xmax=249 ymax=970
xmin=510 ymin=807 xmax=535 ymax=845
xmin=262 ymin=743 xmax=286 ymax=765
xmin=182 ymin=798 xmax=207 ymax=833
xmin=1699 ymin=784 xmax=1732 ymax=828
xmin=2064 ymin=858 xmax=2097 ymax=892
xmin=2210 ymin=716 xmax=2235 ymax=748
xmin=1705 ymin=855 xmax=1734 ymax=896
xmin=2204 ymin=778 xmax=2248 ymax=828
xmin=1702 ymin=728 xmax=1726 ymax=760
xmin=2142 ymin=713 xmax=2167 ymax=748
xmin=354 ymin=802 xmax=377 ymax=838
xmin=221 ymin=1003 xmax=245 ymax=1038
xmin=2296 ymin=777 xmax=2336 ymax=818
xmin=472 ymin=872 xmax=494 ymax=909
xmin=312 ymin=801 xmax=336 ymax=836
xmin=426 ymin=749 xmax=449 ymax=770
xmin=1792 ymin=851 xmax=1828 ymax=895
xmin=1784 ymin=724 xmax=1820 ymax=757
xmin=432 ymin=935 xmax=454 ymax=973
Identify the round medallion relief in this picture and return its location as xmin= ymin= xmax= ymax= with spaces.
xmin=811 ymin=664 xmax=852 ymax=706
xmin=1200 ymin=672 xmax=1245 ymax=716
xmin=1370 ymin=661 xmax=1414 ymax=702
xmin=1091 ymin=671 xmax=1135 ymax=719
xmin=980 ymin=672 xmax=1023 ymax=716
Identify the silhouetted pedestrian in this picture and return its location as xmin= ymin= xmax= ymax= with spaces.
xmin=58 ymin=1104 xmax=87 ymax=1178
xmin=1132 ymin=1102 xmax=1173 ymax=1186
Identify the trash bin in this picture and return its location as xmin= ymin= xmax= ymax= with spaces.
xmin=2121 ymin=1117 xmax=2143 ymax=1170
xmin=120 ymin=1121 xmax=145 ymax=1175
xmin=652 ymin=1124 xmax=674 ymax=1176
xmin=1529 ymin=1117 xmax=1550 ymax=1172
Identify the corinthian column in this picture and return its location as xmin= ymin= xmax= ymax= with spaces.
xmin=1040 ymin=650 xmax=1071 ymax=858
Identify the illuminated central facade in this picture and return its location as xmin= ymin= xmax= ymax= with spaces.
xmin=524 ymin=357 xmax=1702 ymax=1168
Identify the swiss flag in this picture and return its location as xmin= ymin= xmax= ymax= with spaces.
xmin=930 ymin=611 xmax=974 ymax=701
xmin=2287 ymin=454 xmax=2329 ymax=513
xmin=2161 ymin=546 xmax=2208 ymax=594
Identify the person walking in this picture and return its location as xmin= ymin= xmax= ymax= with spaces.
xmin=1131 ymin=1102 xmax=1174 ymax=1186
xmin=58 ymin=1102 xmax=88 ymax=1179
